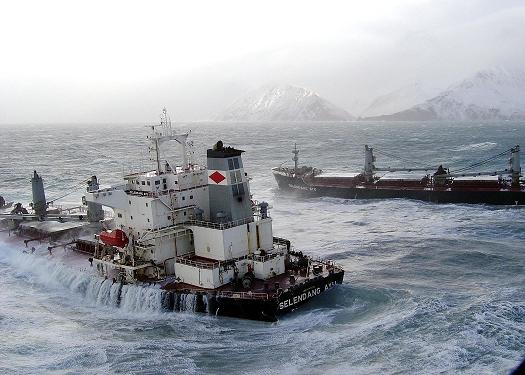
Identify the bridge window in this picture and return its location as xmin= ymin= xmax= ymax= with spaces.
xmin=229 ymin=157 xmax=241 ymax=170
xmin=232 ymin=183 xmax=245 ymax=196
xmin=230 ymin=170 xmax=242 ymax=184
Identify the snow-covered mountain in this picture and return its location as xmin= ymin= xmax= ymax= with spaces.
xmin=217 ymin=85 xmax=354 ymax=121
xmin=365 ymin=67 xmax=525 ymax=121
xmin=360 ymin=83 xmax=440 ymax=117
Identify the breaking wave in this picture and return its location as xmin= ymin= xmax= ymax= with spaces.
xmin=0 ymin=240 xmax=205 ymax=315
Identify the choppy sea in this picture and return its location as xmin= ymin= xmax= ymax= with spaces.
xmin=0 ymin=121 xmax=524 ymax=374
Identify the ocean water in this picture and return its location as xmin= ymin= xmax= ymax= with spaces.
xmin=0 ymin=121 xmax=524 ymax=374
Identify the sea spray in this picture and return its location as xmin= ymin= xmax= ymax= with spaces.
xmin=0 ymin=241 xmax=213 ymax=317
xmin=0 ymin=243 xmax=168 ymax=313
xmin=119 ymin=283 xmax=164 ymax=313
xmin=170 ymin=293 xmax=208 ymax=313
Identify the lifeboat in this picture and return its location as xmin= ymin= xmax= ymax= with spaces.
xmin=99 ymin=229 xmax=128 ymax=248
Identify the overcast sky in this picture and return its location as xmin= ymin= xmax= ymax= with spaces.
xmin=1 ymin=0 xmax=524 ymax=123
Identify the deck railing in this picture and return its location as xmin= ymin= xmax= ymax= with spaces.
xmin=174 ymin=254 xmax=250 ymax=270
xmin=185 ymin=217 xmax=254 ymax=230
xmin=216 ymin=290 xmax=270 ymax=300
xmin=175 ymin=256 xmax=220 ymax=269
xmin=252 ymin=251 xmax=286 ymax=262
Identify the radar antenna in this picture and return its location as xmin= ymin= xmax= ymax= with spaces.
xmin=148 ymin=108 xmax=191 ymax=173
xmin=149 ymin=108 xmax=174 ymax=173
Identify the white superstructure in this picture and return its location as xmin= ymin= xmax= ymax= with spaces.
xmin=85 ymin=111 xmax=285 ymax=289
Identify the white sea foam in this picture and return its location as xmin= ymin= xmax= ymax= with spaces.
xmin=453 ymin=141 xmax=497 ymax=151
xmin=0 ymin=240 xmax=166 ymax=314
xmin=119 ymin=283 xmax=164 ymax=313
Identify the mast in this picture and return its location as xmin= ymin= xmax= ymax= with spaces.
xmin=292 ymin=143 xmax=299 ymax=175
xmin=149 ymin=109 xmax=190 ymax=173
xmin=160 ymin=107 xmax=172 ymax=134
xmin=156 ymin=108 xmax=171 ymax=173
xmin=510 ymin=145 xmax=521 ymax=186
xmin=151 ymin=125 xmax=161 ymax=174
xmin=364 ymin=145 xmax=375 ymax=182
xmin=178 ymin=135 xmax=188 ymax=169
xmin=31 ymin=170 xmax=47 ymax=218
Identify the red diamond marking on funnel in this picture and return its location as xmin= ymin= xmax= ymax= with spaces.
xmin=209 ymin=171 xmax=226 ymax=184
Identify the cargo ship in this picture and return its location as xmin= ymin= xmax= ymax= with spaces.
xmin=0 ymin=110 xmax=344 ymax=322
xmin=272 ymin=144 xmax=524 ymax=205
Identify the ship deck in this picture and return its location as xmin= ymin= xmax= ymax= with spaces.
xmin=283 ymin=175 xmax=524 ymax=192
xmin=275 ymin=167 xmax=524 ymax=188
xmin=354 ymin=184 xmax=525 ymax=192
xmin=163 ymin=265 xmax=337 ymax=299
